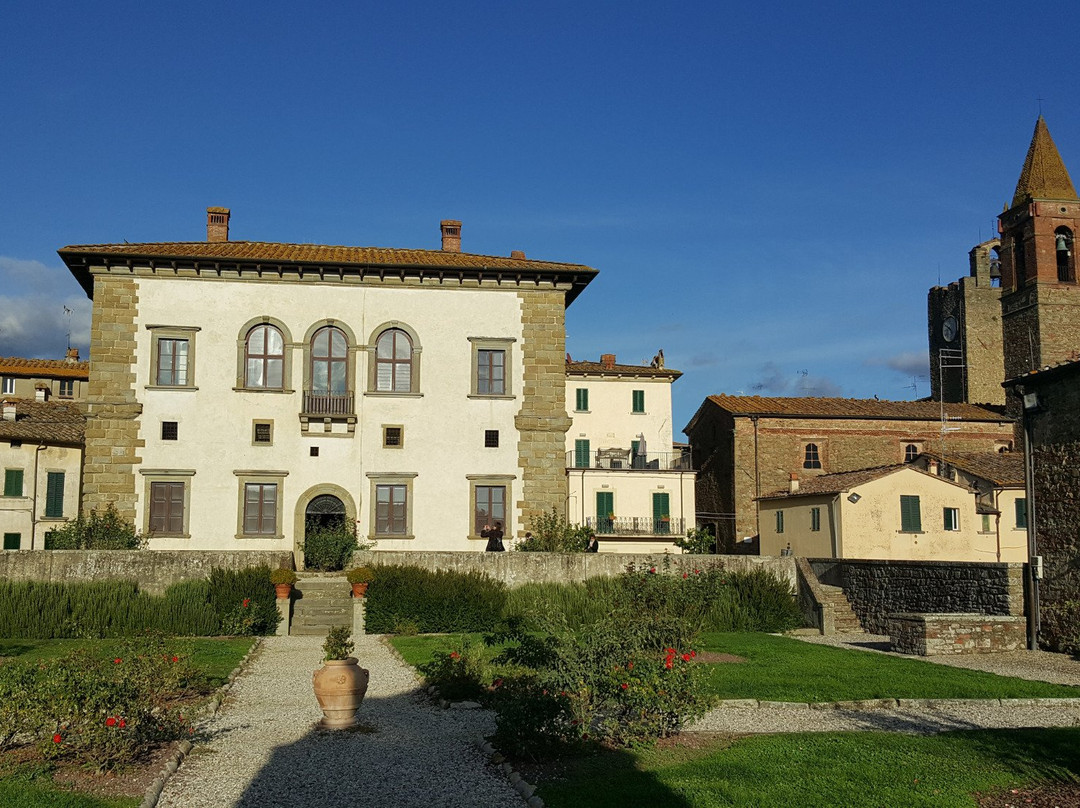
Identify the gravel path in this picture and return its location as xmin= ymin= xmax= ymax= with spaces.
xmin=158 ymin=634 xmax=522 ymax=808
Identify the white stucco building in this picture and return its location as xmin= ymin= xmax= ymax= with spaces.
xmin=565 ymin=353 xmax=696 ymax=552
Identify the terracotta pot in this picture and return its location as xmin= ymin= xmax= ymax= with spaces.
xmin=274 ymin=583 xmax=293 ymax=599
xmin=351 ymin=581 xmax=369 ymax=598
xmin=313 ymin=658 xmax=369 ymax=728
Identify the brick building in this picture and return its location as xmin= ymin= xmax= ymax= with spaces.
xmin=684 ymin=395 xmax=1014 ymax=549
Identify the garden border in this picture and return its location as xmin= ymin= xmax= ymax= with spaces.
xmin=711 ymin=697 xmax=1080 ymax=710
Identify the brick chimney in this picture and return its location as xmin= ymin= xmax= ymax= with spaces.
xmin=207 ymin=207 xmax=230 ymax=242
xmin=600 ymin=354 xmax=616 ymax=369
xmin=65 ymin=347 xmax=80 ymax=363
xmin=440 ymin=220 xmax=461 ymax=253
xmin=1 ymin=400 xmax=15 ymax=421
xmin=928 ymin=459 xmax=939 ymax=475
xmin=510 ymin=250 xmax=525 ymax=259
xmin=789 ymin=473 xmax=799 ymax=493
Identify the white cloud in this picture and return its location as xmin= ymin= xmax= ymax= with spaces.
xmin=0 ymin=256 xmax=91 ymax=359
xmin=749 ymin=362 xmax=844 ymax=397
xmin=866 ymin=351 xmax=930 ymax=378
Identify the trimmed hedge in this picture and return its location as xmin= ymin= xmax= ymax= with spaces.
xmin=364 ymin=565 xmax=507 ymax=634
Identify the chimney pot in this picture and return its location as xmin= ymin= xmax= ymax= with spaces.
xmin=600 ymin=353 xmax=616 ymax=369
xmin=510 ymin=250 xmax=525 ymax=259
xmin=34 ymin=384 xmax=49 ymax=402
xmin=789 ymin=473 xmax=799 ymax=493
xmin=1 ymin=400 xmax=15 ymax=421
xmin=207 ymin=207 xmax=231 ymax=242
xmin=929 ymin=460 xmax=939 ymax=475
xmin=440 ymin=220 xmax=462 ymax=253
xmin=65 ymin=347 xmax=80 ymax=363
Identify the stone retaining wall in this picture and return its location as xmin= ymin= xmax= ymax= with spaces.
xmin=0 ymin=550 xmax=294 ymax=595
xmin=811 ymin=559 xmax=1025 ymax=635
xmin=888 ymin=613 xmax=1028 ymax=655
xmin=354 ymin=550 xmax=797 ymax=589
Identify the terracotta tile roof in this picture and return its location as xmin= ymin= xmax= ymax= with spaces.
xmin=1012 ymin=116 xmax=1078 ymax=207
xmin=58 ymin=241 xmax=595 ymax=273
xmin=0 ymin=399 xmax=85 ymax=445
xmin=703 ymin=394 xmax=1010 ymax=422
xmin=0 ymin=356 xmax=89 ymax=380
xmin=758 ymin=464 xmax=969 ymax=500
xmin=1004 ymin=354 xmax=1080 ymax=386
xmin=919 ymin=450 xmax=1025 ymax=487
xmin=566 ymin=359 xmax=681 ymax=379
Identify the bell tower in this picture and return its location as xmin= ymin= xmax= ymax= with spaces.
xmin=999 ymin=117 xmax=1080 ymax=380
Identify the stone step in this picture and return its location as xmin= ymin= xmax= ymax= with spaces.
xmin=290 ymin=625 xmax=338 ymax=636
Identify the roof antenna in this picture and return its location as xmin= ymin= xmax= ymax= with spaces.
xmin=1037 ymin=96 xmax=1045 ymax=116
xmin=63 ymin=305 xmax=73 ymax=349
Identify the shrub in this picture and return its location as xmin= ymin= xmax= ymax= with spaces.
xmin=44 ymin=504 xmax=145 ymax=549
xmin=516 ymin=508 xmax=591 ymax=552
xmin=323 ymin=626 xmax=354 ymax=660
xmin=721 ymin=568 xmax=803 ymax=632
xmin=364 ymin=565 xmax=507 ymax=634
xmin=674 ymin=526 xmax=715 ymax=554
xmin=346 ymin=566 xmax=375 ymax=584
xmin=301 ymin=521 xmax=371 ymax=571
xmin=418 ymin=636 xmax=491 ymax=701
xmin=269 ymin=568 xmax=297 ymax=585
xmin=207 ymin=566 xmax=281 ymax=635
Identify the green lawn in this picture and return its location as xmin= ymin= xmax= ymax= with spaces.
xmin=700 ymin=633 xmax=1080 ymax=701
xmin=535 ymin=728 xmax=1080 ymax=808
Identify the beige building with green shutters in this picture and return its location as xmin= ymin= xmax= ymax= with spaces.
xmin=59 ymin=211 xmax=608 ymax=554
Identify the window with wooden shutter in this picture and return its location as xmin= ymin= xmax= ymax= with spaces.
xmin=632 ymin=390 xmax=645 ymax=413
xmin=900 ymin=495 xmax=922 ymax=532
xmin=1015 ymin=498 xmax=1027 ymax=529
xmin=574 ymin=439 xmax=591 ymax=468
xmin=45 ymin=472 xmax=65 ymax=518
xmin=575 ymin=388 xmax=589 ymax=411
xmin=149 ymin=481 xmax=185 ymax=535
xmin=810 ymin=507 xmax=821 ymax=532
xmin=2 ymin=532 xmax=19 ymax=550
xmin=243 ymin=483 xmax=277 ymax=535
xmin=3 ymin=469 xmax=23 ymax=498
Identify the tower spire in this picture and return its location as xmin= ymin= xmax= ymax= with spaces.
xmin=1012 ymin=116 xmax=1078 ymax=207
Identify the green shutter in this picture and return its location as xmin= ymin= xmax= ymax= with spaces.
xmin=575 ymin=388 xmax=588 ymax=411
xmin=4 ymin=469 xmax=24 ymax=497
xmin=3 ymin=533 xmax=19 ymax=550
xmin=810 ymin=507 xmax=820 ymax=532
xmin=45 ymin=472 xmax=65 ymax=518
xmin=1015 ymin=498 xmax=1028 ymax=529
xmin=652 ymin=493 xmax=670 ymax=533
xmin=596 ymin=491 xmax=614 ymax=534
xmin=900 ymin=495 xmax=922 ymax=532
xmin=776 ymin=510 xmax=784 ymax=533
xmin=574 ymin=439 xmax=591 ymax=468
xmin=632 ymin=390 xmax=645 ymax=413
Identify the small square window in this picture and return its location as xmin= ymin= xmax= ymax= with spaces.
xmin=161 ymin=421 xmax=178 ymax=441
xmin=58 ymin=379 xmax=74 ymax=398
xmin=3 ymin=532 xmax=20 ymax=550
xmin=384 ymin=426 xmax=403 ymax=448
xmin=253 ymin=422 xmax=273 ymax=445
xmin=485 ymin=430 xmax=499 ymax=448
xmin=310 ymin=446 xmax=319 ymax=457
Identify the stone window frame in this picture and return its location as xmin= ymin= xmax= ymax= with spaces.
xmin=233 ymin=469 xmax=289 ymax=540
xmin=468 ymin=337 xmax=516 ymax=399
xmin=139 ymin=469 xmax=195 ymax=539
xmin=383 ymin=424 xmax=404 ymax=449
xmin=365 ymin=322 xmax=423 ymax=397
xmin=467 ymin=474 xmax=514 ymax=540
xmin=146 ymin=325 xmax=200 ymax=390
xmin=300 ymin=319 xmax=359 ymax=399
xmin=903 ymin=443 xmax=921 ymax=463
xmin=366 ymin=472 xmax=417 ymax=540
xmin=235 ymin=316 xmax=295 ymax=393
xmin=252 ymin=420 xmax=274 ymax=446
xmin=58 ymin=379 xmax=74 ymax=399
xmin=1054 ymin=226 xmax=1075 ymax=283
xmin=161 ymin=421 xmax=179 ymax=441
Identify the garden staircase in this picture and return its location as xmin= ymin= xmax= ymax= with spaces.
xmin=820 ymin=584 xmax=864 ymax=633
xmin=290 ymin=576 xmax=352 ymax=636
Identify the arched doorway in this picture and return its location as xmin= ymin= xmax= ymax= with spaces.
xmin=304 ymin=494 xmax=346 ymax=538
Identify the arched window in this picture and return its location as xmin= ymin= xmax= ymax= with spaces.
xmin=1055 ymin=227 xmax=1074 ymax=282
xmin=803 ymin=443 xmax=822 ymax=470
xmin=904 ymin=443 xmax=919 ymax=463
xmin=245 ymin=324 xmax=285 ymax=389
xmin=375 ymin=329 xmax=412 ymax=392
xmin=311 ymin=326 xmax=348 ymax=395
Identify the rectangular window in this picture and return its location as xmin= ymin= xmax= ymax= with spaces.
xmin=574 ymin=439 xmax=591 ymax=469
xmin=149 ymin=481 xmax=185 ymax=534
xmin=253 ymin=422 xmax=273 ymax=445
xmin=474 ymin=485 xmax=506 ymax=535
xmin=653 ymin=492 xmax=670 ymax=534
xmin=1015 ymin=498 xmax=1027 ymax=529
xmin=58 ymin=379 xmax=74 ymax=398
xmin=3 ymin=532 xmax=19 ymax=550
xmin=810 ymin=507 xmax=821 ymax=532
xmin=4 ymin=469 xmax=24 ymax=497
xmin=484 ymin=429 xmax=499 ymax=448
xmin=44 ymin=472 xmax=65 ymax=518
xmin=243 ymin=483 xmax=278 ymax=535
xmin=776 ymin=510 xmax=785 ymax=534
xmin=476 ymin=349 xmax=505 ymax=395
xmin=375 ymin=484 xmax=408 ymax=535
xmin=156 ymin=339 xmax=189 ymax=386
xmin=383 ymin=426 xmax=403 ymax=448
xmin=900 ymin=495 xmax=922 ymax=532
xmin=943 ymin=507 xmax=959 ymax=531
xmin=632 ymin=389 xmax=645 ymax=413
xmin=596 ymin=491 xmax=615 ymax=534
xmin=1 ymin=377 xmax=13 ymax=395
xmin=981 ymin=513 xmax=992 ymax=533
xmin=575 ymin=388 xmax=589 ymax=411
xmin=161 ymin=421 xmax=179 ymax=441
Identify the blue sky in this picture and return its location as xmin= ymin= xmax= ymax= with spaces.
xmin=3 ymin=1 xmax=1079 ymax=433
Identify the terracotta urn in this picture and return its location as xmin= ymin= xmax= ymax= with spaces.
xmin=351 ymin=582 xmax=369 ymax=598
xmin=313 ymin=658 xmax=369 ymax=728
xmin=274 ymin=583 xmax=292 ymax=599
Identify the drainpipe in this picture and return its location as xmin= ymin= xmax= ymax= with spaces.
xmin=31 ymin=443 xmax=46 ymax=549
xmin=1022 ymin=410 xmax=1040 ymax=651
xmin=828 ymin=494 xmax=840 ymax=558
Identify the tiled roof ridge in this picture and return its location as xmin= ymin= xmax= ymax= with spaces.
xmin=1012 ymin=116 xmax=1078 ymax=207
xmin=0 ymin=356 xmax=90 ymax=376
xmin=705 ymin=393 xmax=1008 ymax=420
xmin=566 ymin=359 xmax=681 ymax=377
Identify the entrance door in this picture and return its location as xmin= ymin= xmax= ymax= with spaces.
xmin=596 ymin=491 xmax=614 ymax=534
xmin=305 ymin=494 xmax=346 ymax=537
xmin=652 ymin=492 xmax=670 ymax=534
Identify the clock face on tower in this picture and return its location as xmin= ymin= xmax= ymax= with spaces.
xmin=942 ymin=316 xmax=958 ymax=343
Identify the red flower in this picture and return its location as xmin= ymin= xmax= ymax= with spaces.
xmin=119 ymin=719 xmax=126 ymax=728
xmin=542 ymin=689 xmax=548 ymax=695
xmin=682 ymin=572 xmax=688 ymax=579
xmin=694 ymin=569 xmax=701 ymax=575
xmin=449 ymin=651 xmax=459 ymax=659
xmin=172 ymin=656 xmax=179 ymax=663
xmin=492 ymin=678 xmax=503 ymax=688
xmin=620 ymin=683 xmax=628 ymax=690
xmin=53 ymin=734 xmax=62 ymax=743
xmin=665 ymin=661 xmax=673 ymax=669
xmin=627 ymin=662 xmax=634 ymax=670
xmin=570 ymin=719 xmax=579 ymax=726
xmin=691 ymin=650 xmax=696 ymax=658
xmin=582 ymin=733 xmax=589 ymax=740
xmin=560 ymin=691 xmax=567 ymax=697
xmin=114 ymin=658 xmax=122 ymax=664
xmin=649 ymin=567 xmax=656 ymax=574
xmin=666 ymin=648 xmax=675 ymax=654
xmin=106 ymin=717 xmax=117 ymax=727
xmin=242 ymin=598 xmax=250 ymax=608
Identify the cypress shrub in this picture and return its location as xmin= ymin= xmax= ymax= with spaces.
xmin=365 ymin=565 xmax=507 ymax=633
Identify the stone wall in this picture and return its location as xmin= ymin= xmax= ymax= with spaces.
xmin=888 ymin=613 xmax=1027 ymax=655
xmin=1030 ymin=439 xmax=1080 ymax=653
xmin=0 ymin=550 xmax=293 ymax=595
xmin=811 ymin=559 xmax=1024 ymax=635
xmin=355 ymin=550 xmax=797 ymax=590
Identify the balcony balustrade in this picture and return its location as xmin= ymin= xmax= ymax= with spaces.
xmin=303 ymin=390 xmax=355 ymax=416
xmin=566 ymin=449 xmax=693 ymax=471
xmin=585 ymin=516 xmax=685 ymax=536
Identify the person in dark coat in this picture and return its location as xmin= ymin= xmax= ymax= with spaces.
xmin=585 ymin=531 xmax=599 ymax=553
xmin=482 ymin=521 xmax=505 ymax=552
